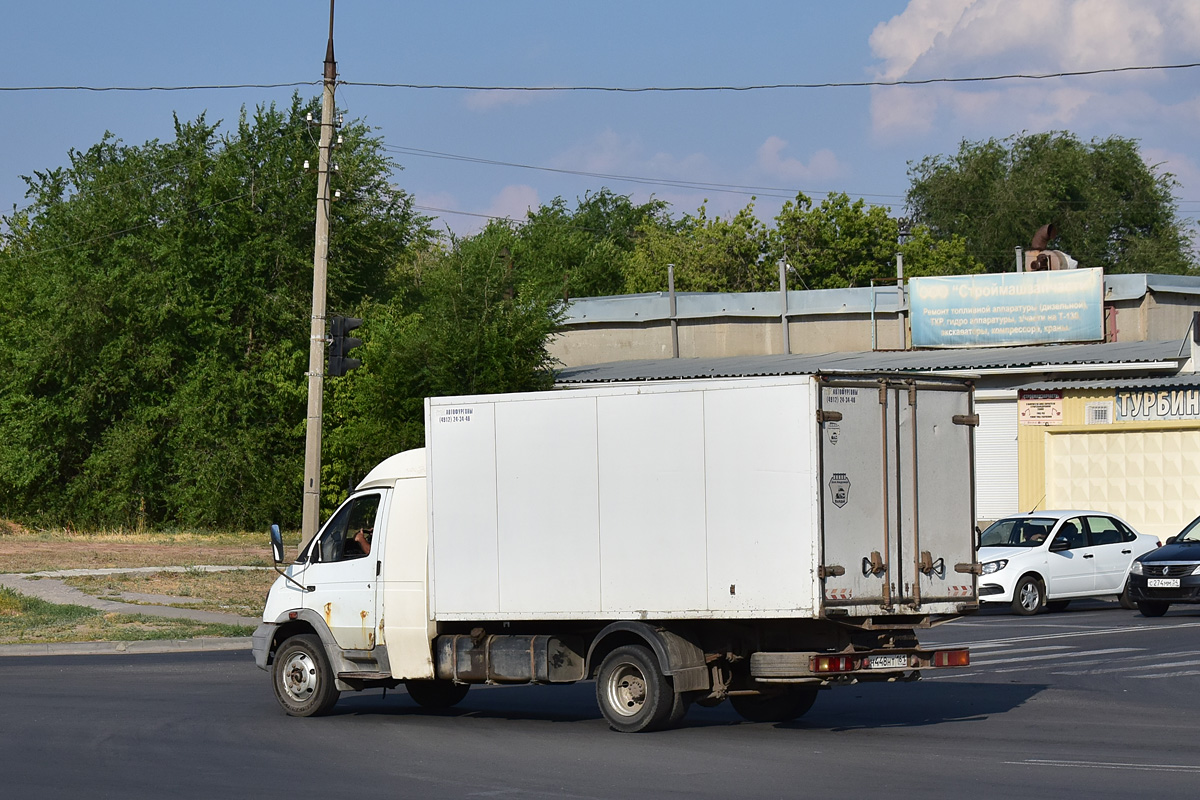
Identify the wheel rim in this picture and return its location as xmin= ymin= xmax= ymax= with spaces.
xmin=281 ymin=650 xmax=319 ymax=702
xmin=606 ymin=661 xmax=648 ymax=718
xmin=1019 ymin=581 xmax=1040 ymax=611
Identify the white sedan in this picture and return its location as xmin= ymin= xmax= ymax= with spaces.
xmin=977 ymin=510 xmax=1161 ymax=615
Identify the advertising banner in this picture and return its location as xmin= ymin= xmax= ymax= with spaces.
xmin=910 ymin=268 xmax=1104 ymax=348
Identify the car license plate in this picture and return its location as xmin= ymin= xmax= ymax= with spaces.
xmin=1148 ymin=578 xmax=1180 ymax=588
xmin=865 ymin=654 xmax=908 ymax=669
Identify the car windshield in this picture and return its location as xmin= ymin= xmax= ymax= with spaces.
xmin=1175 ymin=515 xmax=1200 ymax=543
xmin=980 ymin=517 xmax=1057 ymax=548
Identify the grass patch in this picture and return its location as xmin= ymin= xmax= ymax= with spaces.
xmin=0 ymin=587 xmax=253 ymax=644
xmin=63 ymin=568 xmax=278 ymax=617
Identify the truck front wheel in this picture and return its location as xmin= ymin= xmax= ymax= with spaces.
xmin=273 ymin=634 xmax=340 ymax=717
xmin=730 ymin=686 xmax=818 ymax=723
xmin=597 ymin=645 xmax=677 ymax=733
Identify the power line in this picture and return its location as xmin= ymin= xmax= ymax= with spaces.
xmin=345 ymin=62 xmax=1200 ymax=93
xmin=2 ymin=61 xmax=1197 ymax=94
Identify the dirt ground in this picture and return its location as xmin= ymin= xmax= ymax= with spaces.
xmin=0 ymin=535 xmax=279 ymax=574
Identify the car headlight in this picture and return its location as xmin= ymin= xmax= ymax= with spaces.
xmin=1191 ymin=564 xmax=1200 ymax=577
xmin=1131 ymin=561 xmax=1144 ymax=576
xmin=981 ymin=559 xmax=1008 ymax=575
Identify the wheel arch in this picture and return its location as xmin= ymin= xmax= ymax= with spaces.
xmin=262 ymin=609 xmax=340 ymax=667
xmin=585 ymin=622 xmax=709 ymax=693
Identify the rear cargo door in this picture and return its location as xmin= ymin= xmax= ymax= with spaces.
xmin=818 ymin=377 xmax=976 ymax=616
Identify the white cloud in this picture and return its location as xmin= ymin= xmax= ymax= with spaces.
xmin=484 ymin=184 xmax=539 ymax=222
xmin=755 ymin=137 xmax=843 ymax=182
xmin=868 ymin=0 xmax=1200 ymax=135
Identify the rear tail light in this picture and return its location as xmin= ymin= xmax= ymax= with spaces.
xmin=810 ymin=655 xmax=855 ymax=673
xmin=933 ymin=649 xmax=970 ymax=667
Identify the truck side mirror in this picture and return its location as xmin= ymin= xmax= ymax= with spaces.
xmin=270 ymin=523 xmax=284 ymax=565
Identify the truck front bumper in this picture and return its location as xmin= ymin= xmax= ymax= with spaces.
xmin=252 ymin=623 xmax=277 ymax=671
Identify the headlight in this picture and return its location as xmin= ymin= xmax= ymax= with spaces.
xmin=1131 ymin=561 xmax=1144 ymax=576
xmin=981 ymin=559 xmax=1008 ymax=575
xmin=1191 ymin=564 xmax=1200 ymax=577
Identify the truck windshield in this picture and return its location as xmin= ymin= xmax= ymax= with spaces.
xmin=980 ymin=517 xmax=1056 ymax=548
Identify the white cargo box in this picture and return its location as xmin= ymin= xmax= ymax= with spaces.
xmin=425 ymin=374 xmax=975 ymax=622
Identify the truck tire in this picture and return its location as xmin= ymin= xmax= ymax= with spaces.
xmin=1137 ymin=600 xmax=1170 ymax=618
xmin=596 ymin=645 xmax=677 ymax=733
xmin=273 ymin=634 xmax=340 ymax=717
xmin=1011 ymin=575 xmax=1045 ymax=615
xmin=404 ymin=679 xmax=470 ymax=709
xmin=730 ymin=687 xmax=818 ymax=723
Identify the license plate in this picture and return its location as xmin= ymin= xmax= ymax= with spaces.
xmin=864 ymin=654 xmax=909 ymax=669
xmin=1148 ymin=578 xmax=1180 ymax=588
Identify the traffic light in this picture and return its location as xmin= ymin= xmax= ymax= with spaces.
xmin=328 ymin=316 xmax=363 ymax=377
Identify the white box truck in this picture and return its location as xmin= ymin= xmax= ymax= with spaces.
xmin=254 ymin=373 xmax=979 ymax=731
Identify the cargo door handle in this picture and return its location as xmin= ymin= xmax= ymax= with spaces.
xmin=862 ymin=551 xmax=886 ymax=577
xmin=918 ymin=551 xmax=945 ymax=579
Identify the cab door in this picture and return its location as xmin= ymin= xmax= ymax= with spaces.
xmin=298 ymin=490 xmax=387 ymax=650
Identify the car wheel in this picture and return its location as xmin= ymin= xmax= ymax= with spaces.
xmin=1118 ymin=580 xmax=1137 ymax=610
xmin=1011 ymin=575 xmax=1045 ymax=615
xmin=1137 ymin=601 xmax=1170 ymax=618
xmin=1045 ymin=600 xmax=1070 ymax=613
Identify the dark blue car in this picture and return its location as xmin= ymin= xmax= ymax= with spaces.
xmin=1128 ymin=515 xmax=1200 ymax=617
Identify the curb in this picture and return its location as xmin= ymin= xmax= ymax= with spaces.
xmin=0 ymin=636 xmax=253 ymax=658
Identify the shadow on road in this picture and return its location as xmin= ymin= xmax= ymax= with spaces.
xmin=322 ymin=677 xmax=1044 ymax=733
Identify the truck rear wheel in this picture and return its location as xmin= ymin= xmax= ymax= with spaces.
xmin=730 ymin=686 xmax=818 ymax=723
xmin=273 ymin=634 xmax=340 ymax=717
xmin=596 ymin=645 xmax=677 ymax=733
xmin=404 ymin=679 xmax=470 ymax=709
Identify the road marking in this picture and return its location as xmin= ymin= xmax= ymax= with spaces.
xmin=958 ymin=645 xmax=1073 ymax=656
xmin=1052 ymin=658 xmax=1200 ymax=676
xmin=1128 ymin=669 xmax=1200 ymax=679
xmin=969 ymin=647 xmax=1142 ymax=666
xmin=935 ymin=620 xmax=1200 ymax=650
xmin=1008 ymin=759 xmax=1200 ymax=774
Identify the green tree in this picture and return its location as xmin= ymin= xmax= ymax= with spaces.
xmin=769 ymin=192 xmax=901 ymax=289
xmin=907 ymin=132 xmax=1196 ymax=274
xmin=0 ymin=96 xmax=427 ymax=529
xmin=514 ymin=189 xmax=674 ymax=299
xmin=323 ymin=224 xmax=565 ymax=497
xmin=624 ymin=202 xmax=772 ymax=293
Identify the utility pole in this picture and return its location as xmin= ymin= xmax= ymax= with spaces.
xmin=301 ymin=0 xmax=337 ymax=547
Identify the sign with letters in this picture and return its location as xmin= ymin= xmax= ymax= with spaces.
xmin=910 ymin=269 xmax=1104 ymax=348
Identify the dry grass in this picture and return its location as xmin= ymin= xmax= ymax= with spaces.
xmin=63 ymin=568 xmax=279 ymax=617
xmin=0 ymin=588 xmax=253 ymax=644
xmin=0 ymin=525 xmax=301 ymax=573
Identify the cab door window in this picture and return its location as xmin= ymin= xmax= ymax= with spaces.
xmin=314 ymin=494 xmax=380 ymax=563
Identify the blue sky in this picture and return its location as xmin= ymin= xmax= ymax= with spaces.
xmin=4 ymin=1 xmax=1199 ymax=238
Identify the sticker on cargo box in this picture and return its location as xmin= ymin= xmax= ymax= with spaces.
xmin=829 ymin=473 xmax=851 ymax=508
xmin=825 ymin=387 xmax=860 ymax=405
xmin=437 ymin=407 xmax=474 ymax=424
xmin=826 ymin=421 xmax=840 ymax=445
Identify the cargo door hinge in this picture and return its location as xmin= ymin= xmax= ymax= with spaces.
xmin=818 ymin=564 xmax=846 ymax=579
xmin=952 ymin=414 xmax=980 ymax=426
xmin=817 ymin=410 xmax=843 ymax=423
xmin=955 ymin=562 xmax=983 ymax=575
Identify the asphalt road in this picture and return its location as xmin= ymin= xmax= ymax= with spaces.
xmin=4 ymin=602 xmax=1199 ymax=799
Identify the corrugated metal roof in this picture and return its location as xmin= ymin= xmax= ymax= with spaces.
xmin=1021 ymin=372 xmax=1200 ymax=391
xmin=555 ymin=339 xmax=1188 ymax=384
